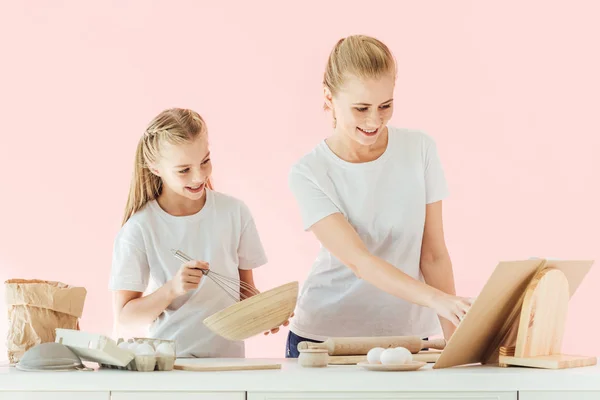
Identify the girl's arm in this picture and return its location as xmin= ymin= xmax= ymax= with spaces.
xmin=309 ymin=212 xmax=471 ymax=326
xmin=238 ymin=269 xmax=257 ymax=300
xmin=419 ymin=200 xmax=459 ymax=340
xmin=113 ymin=284 xmax=177 ymax=329
xmin=113 ymin=261 xmax=206 ymax=330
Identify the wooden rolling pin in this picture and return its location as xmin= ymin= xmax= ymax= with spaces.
xmin=297 ymin=336 xmax=446 ymax=355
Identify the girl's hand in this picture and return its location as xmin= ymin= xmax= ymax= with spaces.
xmin=168 ymin=260 xmax=209 ymax=297
xmin=430 ymin=293 xmax=472 ymax=327
xmin=264 ymin=312 xmax=294 ymax=335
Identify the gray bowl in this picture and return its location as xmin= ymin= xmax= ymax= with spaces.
xmin=16 ymin=342 xmax=88 ymax=372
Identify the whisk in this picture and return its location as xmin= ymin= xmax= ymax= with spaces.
xmin=170 ymin=249 xmax=260 ymax=302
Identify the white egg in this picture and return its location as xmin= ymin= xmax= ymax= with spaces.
xmin=394 ymin=347 xmax=413 ymax=363
xmin=366 ymin=347 xmax=385 ymax=364
xmin=155 ymin=342 xmax=175 ymax=356
xmin=128 ymin=341 xmax=139 ymax=350
xmin=118 ymin=341 xmax=130 ymax=350
xmin=135 ymin=343 xmax=155 ymax=356
xmin=380 ymin=348 xmax=411 ymax=365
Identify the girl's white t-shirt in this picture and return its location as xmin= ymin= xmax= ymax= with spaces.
xmin=288 ymin=126 xmax=449 ymax=341
xmin=109 ymin=189 xmax=268 ymax=357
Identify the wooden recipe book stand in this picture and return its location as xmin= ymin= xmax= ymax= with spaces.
xmin=433 ymin=258 xmax=597 ymax=370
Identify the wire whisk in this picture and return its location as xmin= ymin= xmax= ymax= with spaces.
xmin=170 ymin=249 xmax=260 ymax=302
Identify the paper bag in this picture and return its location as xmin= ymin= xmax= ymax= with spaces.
xmin=4 ymin=279 xmax=87 ymax=363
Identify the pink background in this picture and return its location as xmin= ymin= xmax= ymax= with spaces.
xmin=0 ymin=1 xmax=598 ymax=360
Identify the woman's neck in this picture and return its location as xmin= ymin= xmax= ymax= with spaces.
xmin=326 ymin=126 xmax=389 ymax=163
xmin=156 ymin=188 xmax=207 ymax=217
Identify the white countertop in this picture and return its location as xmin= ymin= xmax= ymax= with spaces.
xmin=1 ymin=358 xmax=599 ymax=392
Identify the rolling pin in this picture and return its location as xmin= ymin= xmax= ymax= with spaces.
xmin=297 ymin=336 xmax=446 ymax=355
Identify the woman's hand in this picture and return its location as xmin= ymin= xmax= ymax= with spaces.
xmin=264 ymin=312 xmax=295 ymax=335
xmin=429 ymin=292 xmax=473 ymax=327
xmin=168 ymin=260 xmax=208 ymax=297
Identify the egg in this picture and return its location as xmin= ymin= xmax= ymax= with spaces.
xmin=394 ymin=347 xmax=413 ymax=363
xmin=366 ymin=347 xmax=385 ymax=364
xmin=118 ymin=341 xmax=130 ymax=350
xmin=155 ymin=342 xmax=175 ymax=357
xmin=128 ymin=341 xmax=139 ymax=350
xmin=380 ymin=347 xmax=411 ymax=365
xmin=134 ymin=343 xmax=155 ymax=356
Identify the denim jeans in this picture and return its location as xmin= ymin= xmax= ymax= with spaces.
xmin=285 ymin=330 xmax=430 ymax=358
xmin=285 ymin=330 xmax=322 ymax=358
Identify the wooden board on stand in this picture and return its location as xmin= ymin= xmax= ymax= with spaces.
xmin=433 ymin=259 xmax=596 ymax=370
xmin=499 ymin=266 xmax=596 ymax=369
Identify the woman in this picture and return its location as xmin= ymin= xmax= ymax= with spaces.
xmin=286 ymin=35 xmax=472 ymax=358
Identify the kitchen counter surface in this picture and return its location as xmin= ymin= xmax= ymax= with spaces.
xmin=0 ymin=357 xmax=600 ymax=392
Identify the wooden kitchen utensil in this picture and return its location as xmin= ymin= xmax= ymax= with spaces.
xmin=328 ymin=351 xmax=442 ymax=365
xmin=327 ymin=355 xmax=366 ymax=365
xmin=498 ymin=267 xmax=596 ymax=369
xmin=515 ymin=267 xmax=569 ymax=357
xmin=172 ymin=249 xmax=298 ymax=341
xmin=202 ymin=281 xmax=298 ymax=341
xmin=297 ymin=336 xmax=446 ymax=356
xmin=433 ymin=258 xmax=596 ymax=370
xmin=298 ymin=348 xmax=329 ymax=368
xmin=357 ymin=361 xmax=426 ymax=372
xmin=174 ymin=363 xmax=281 ymax=372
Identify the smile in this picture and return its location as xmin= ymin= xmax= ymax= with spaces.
xmin=185 ymin=183 xmax=205 ymax=193
xmin=357 ymin=127 xmax=379 ymax=136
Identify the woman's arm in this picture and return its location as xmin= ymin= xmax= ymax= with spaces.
xmin=310 ymin=213 xmax=442 ymax=306
xmin=419 ymin=200 xmax=459 ymax=339
xmin=309 ymin=213 xmax=470 ymax=325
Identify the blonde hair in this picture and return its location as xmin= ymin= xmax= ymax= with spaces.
xmin=323 ymin=35 xmax=397 ymax=110
xmin=122 ymin=108 xmax=213 ymax=225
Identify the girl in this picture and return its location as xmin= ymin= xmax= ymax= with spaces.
xmin=110 ymin=108 xmax=285 ymax=358
xmin=286 ymin=35 xmax=472 ymax=357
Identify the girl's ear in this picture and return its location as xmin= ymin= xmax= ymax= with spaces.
xmin=148 ymin=164 xmax=161 ymax=177
xmin=323 ymin=86 xmax=334 ymax=110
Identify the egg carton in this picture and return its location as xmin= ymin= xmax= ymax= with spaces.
xmin=100 ymin=337 xmax=177 ymax=372
xmin=55 ymin=328 xmax=134 ymax=368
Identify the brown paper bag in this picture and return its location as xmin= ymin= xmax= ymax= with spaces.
xmin=4 ymin=279 xmax=87 ymax=363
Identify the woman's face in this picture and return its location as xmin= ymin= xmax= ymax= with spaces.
xmin=325 ymin=72 xmax=395 ymax=146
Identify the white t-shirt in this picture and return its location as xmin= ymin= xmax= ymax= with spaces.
xmin=287 ymin=126 xmax=449 ymax=341
xmin=109 ymin=188 xmax=268 ymax=357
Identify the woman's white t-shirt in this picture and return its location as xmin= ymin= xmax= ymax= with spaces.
xmin=288 ymin=126 xmax=449 ymax=341
xmin=109 ymin=188 xmax=268 ymax=357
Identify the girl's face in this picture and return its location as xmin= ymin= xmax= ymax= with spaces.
xmin=152 ymin=135 xmax=212 ymax=202
xmin=325 ymin=72 xmax=395 ymax=146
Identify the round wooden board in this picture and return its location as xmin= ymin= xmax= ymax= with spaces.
xmin=357 ymin=361 xmax=426 ymax=371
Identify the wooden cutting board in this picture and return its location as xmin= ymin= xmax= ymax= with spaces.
xmin=328 ymin=351 xmax=442 ymax=365
xmin=174 ymin=363 xmax=281 ymax=372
